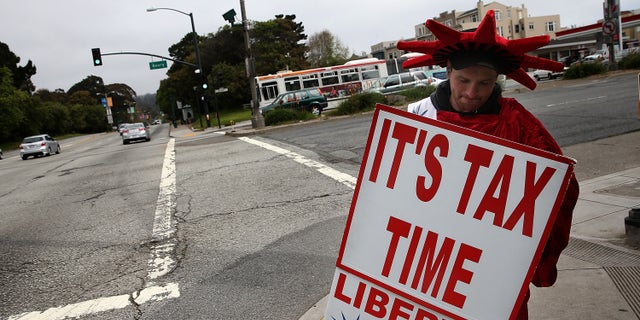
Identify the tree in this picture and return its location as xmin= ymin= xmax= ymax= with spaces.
xmin=307 ymin=30 xmax=351 ymax=67
xmin=207 ymin=63 xmax=250 ymax=111
xmin=34 ymin=88 xmax=69 ymax=104
xmin=0 ymin=41 xmax=37 ymax=94
xmin=68 ymin=75 xmax=106 ymax=98
xmin=156 ymin=77 xmax=182 ymax=122
xmin=0 ymin=67 xmax=28 ymax=141
xmin=156 ymin=14 xmax=310 ymax=113
xmin=251 ymin=14 xmax=309 ymax=75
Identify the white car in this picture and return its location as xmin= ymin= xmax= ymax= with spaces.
xmin=532 ymin=69 xmax=564 ymax=81
xmin=121 ymin=122 xmax=151 ymax=145
xmin=19 ymin=134 xmax=61 ymax=160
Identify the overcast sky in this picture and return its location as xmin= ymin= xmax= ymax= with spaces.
xmin=2 ymin=0 xmax=639 ymax=95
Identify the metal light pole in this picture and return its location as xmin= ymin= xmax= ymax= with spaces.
xmin=240 ymin=0 xmax=265 ymax=128
xmin=147 ymin=7 xmax=211 ymax=127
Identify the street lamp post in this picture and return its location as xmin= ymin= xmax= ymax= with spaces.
xmin=147 ymin=7 xmax=211 ymax=127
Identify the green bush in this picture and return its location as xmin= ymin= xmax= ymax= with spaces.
xmin=563 ymin=62 xmax=608 ymax=79
xmin=618 ymin=52 xmax=640 ymax=69
xmin=329 ymin=92 xmax=387 ymax=116
xmin=264 ymin=109 xmax=316 ymax=126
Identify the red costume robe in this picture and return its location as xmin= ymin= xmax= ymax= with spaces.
xmin=408 ymin=95 xmax=580 ymax=319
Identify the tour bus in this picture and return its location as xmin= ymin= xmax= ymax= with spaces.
xmin=255 ymin=58 xmax=389 ymax=108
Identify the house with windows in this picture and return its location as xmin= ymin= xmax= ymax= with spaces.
xmin=371 ymin=1 xmax=561 ymax=62
xmin=370 ymin=0 xmax=640 ymax=72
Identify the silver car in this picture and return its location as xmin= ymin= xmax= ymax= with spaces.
xmin=19 ymin=134 xmax=61 ymax=160
xmin=122 ymin=122 xmax=151 ymax=144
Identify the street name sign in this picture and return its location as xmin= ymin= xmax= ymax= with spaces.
xmin=325 ymin=104 xmax=575 ymax=320
xmin=149 ymin=60 xmax=168 ymax=70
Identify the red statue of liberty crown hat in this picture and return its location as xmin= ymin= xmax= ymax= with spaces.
xmin=396 ymin=10 xmax=564 ymax=90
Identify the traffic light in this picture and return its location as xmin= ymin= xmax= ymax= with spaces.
xmin=91 ymin=48 xmax=102 ymax=66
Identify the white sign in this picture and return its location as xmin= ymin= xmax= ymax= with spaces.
xmin=325 ymin=104 xmax=575 ymax=320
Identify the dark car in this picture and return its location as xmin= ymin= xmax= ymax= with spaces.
xmin=259 ymin=88 xmax=328 ymax=116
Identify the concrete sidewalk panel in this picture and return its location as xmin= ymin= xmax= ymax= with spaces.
xmin=571 ymin=200 xmax=630 ymax=240
xmin=529 ymin=267 xmax=637 ymax=320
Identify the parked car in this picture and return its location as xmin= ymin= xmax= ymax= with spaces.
xmin=582 ymin=53 xmax=604 ymax=62
xmin=532 ymin=68 xmax=565 ymax=81
xmin=260 ymin=88 xmax=328 ymax=115
xmin=121 ymin=122 xmax=151 ymax=145
xmin=19 ymin=134 xmax=61 ymax=160
xmin=0 ymin=148 xmax=3 ymax=160
xmin=368 ymin=70 xmax=437 ymax=94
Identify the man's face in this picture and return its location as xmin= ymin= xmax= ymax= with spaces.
xmin=447 ymin=64 xmax=498 ymax=113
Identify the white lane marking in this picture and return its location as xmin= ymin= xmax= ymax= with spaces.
xmin=8 ymin=139 xmax=181 ymax=319
xmin=239 ymin=137 xmax=357 ymax=189
xmin=7 ymin=283 xmax=180 ymax=320
xmin=148 ymin=138 xmax=178 ymax=281
xmin=546 ymin=95 xmax=606 ymax=107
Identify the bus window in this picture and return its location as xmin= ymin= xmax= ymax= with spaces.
xmin=302 ymin=74 xmax=320 ymax=88
xmin=260 ymin=81 xmax=279 ymax=101
xmin=321 ymin=71 xmax=339 ymax=86
xmin=361 ymin=65 xmax=380 ymax=80
xmin=284 ymin=76 xmax=301 ymax=91
xmin=340 ymin=68 xmax=359 ymax=83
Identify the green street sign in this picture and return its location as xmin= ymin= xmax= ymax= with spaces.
xmin=149 ymin=60 xmax=167 ymax=70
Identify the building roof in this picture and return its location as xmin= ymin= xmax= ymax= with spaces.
xmin=556 ymin=13 xmax=640 ymax=39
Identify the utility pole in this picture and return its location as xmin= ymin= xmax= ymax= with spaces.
xmin=240 ymin=0 xmax=265 ymax=129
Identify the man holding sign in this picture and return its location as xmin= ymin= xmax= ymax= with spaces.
xmin=325 ymin=9 xmax=580 ymax=320
xmin=398 ymin=10 xmax=580 ymax=319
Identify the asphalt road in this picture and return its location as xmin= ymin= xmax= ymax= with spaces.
xmin=0 ymin=126 xmax=169 ymax=318
xmin=1 ymin=71 xmax=639 ymax=319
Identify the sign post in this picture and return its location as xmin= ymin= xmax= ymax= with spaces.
xmin=603 ymin=0 xmax=621 ymax=66
xmin=325 ymin=104 xmax=575 ymax=320
xmin=149 ymin=60 xmax=168 ymax=70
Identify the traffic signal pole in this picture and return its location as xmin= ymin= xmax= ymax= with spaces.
xmin=90 ymin=50 xmax=197 ymax=68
